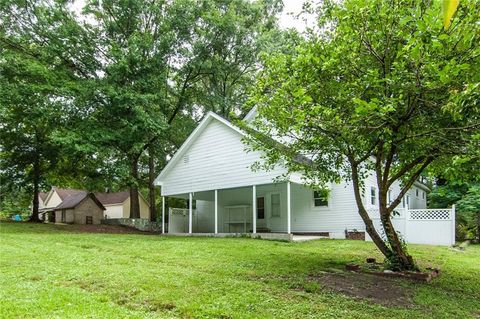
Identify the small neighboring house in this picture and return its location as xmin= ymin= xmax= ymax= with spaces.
xmin=54 ymin=192 xmax=105 ymax=225
xmin=154 ymin=111 xmax=455 ymax=246
xmin=39 ymin=188 xmax=105 ymax=224
xmin=95 ymin=191 xmax=150 ymax=219
xmin=39 ymin=188 xmax=86 ymax=222
xmin=38 ymin=187 xmax=150 ymax=223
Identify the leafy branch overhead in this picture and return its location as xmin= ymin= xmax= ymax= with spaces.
xmin=246 ymin=0 xmax=479 ymax=270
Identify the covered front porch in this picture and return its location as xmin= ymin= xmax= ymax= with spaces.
xmin=160 ymin=182 xmax=295 ymax=236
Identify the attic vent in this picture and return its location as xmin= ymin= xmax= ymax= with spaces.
xmin=183 ymin=155 xmax=189 ymax=164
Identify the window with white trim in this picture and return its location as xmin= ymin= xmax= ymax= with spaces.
xmin=402 ymin=197 xmax=406 ymax=208
xmin=388 ymin=190 xmax=392 ymax=203
xmin=370 ymin=187 xmax=377 ymax=205
xmin=406 ymin=195 xmax=410 ymax=207
xmin=422 ymin=191 xmax=425 ymax=199
xmin=271 ymin=194 xmax=280 ymax=217
xmin=313 ymin=190 xmax=328 ymax=207
xmin=416 ymin=189 xmax=419 ymax=197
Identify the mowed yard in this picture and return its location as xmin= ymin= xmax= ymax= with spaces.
xmin=0 ymin=222 xmax=479 ymax=319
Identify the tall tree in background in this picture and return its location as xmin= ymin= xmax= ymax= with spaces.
xmin=246 ymin=0 xmax=479 ymax=270
xmin=0 ymin=44 xmax=68 ymax=221
xmin=1 ymin=0 xmax=283 ymax=219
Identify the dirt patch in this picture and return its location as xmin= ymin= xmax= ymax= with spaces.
xmin=52 ymin=224 xmax=155 ymax=235
xmin=309 ymin=272 xmax=413 ymax=307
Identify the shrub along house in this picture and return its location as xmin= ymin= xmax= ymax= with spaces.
xmin=154 ymin=111 xmax=455 ymax=246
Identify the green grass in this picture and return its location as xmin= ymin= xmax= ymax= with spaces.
xmin=0 ymin=222 xmax=479 ymax=319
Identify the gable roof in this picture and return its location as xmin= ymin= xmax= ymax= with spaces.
xmin=44 ymin=187 xmax=85 ymax=206
xmin=55 ymin=188 xmax=86 ymax=200
xmin=55 ymin=192 xmax=105 ymax=211
xmin=154 ymin=112 xmax=246 ymax=186
xmin=39 ymin=192 xmax=48 ymax=202
xmin=95 ymin=191 xmax=130 ymax=205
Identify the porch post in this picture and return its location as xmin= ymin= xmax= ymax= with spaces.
xmin=287 ymin=181 xmax=291 ymax=234
xmin=451 ymin=204 xmax=456 ymax=246
xmin=252 ymin=185 xmax=257 ymax=234
xmin=189 ymin=192 xmax=193 ymax=234
xmin=161 ymin=196 xmax=165 ymax=234
xmin=214 ymin=189 xmax=218 ymax=234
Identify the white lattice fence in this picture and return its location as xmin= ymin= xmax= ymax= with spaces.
xmin=409 ymin=209 xmax=452 ymax=220
xmin=365 ymin=206 xmax=455 ymax=246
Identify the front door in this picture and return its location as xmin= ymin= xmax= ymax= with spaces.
xmin=256 ymin=196 xmax=266 ymax=229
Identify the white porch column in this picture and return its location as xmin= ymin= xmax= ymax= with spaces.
xmin=189 ymin=192 xmax=193 ymax=234
xmin=214 ymin=189 xmax=218 ymax=234
xmin=451 ymin=204 xmax=456 ymax=246
xmin=161 ymin=196 xmax=165 ymax=234
xmin=252 ymin=185 xmax=257 ymax=234
xmin=287 ymin=181 xmax=291 ymax=234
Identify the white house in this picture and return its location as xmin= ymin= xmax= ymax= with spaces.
xmin=154 ymin=112 xmax=455 ymax=245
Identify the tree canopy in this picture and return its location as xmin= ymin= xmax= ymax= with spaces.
xmin=246 ymin=0 xmax=480 ymax=270
xmin=1 ymin=0 xmax=284 ymax=220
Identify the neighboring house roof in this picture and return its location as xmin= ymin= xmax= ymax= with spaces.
xmin=54 ymin=192 xmax=105 ymax=211
xmin=95 ymin=191 xmax=130 ymax=205
xmin=55 ymin=188 xmax=86 ymax=200
xmin=44 ymin=187 xmax=85 ymax=206
xmin=39 ymin=192 xmax=48 ymax=202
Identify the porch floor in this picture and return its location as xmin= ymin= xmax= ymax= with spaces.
xmin=163 ymin=232 xmax=329 ymax=242
xmin=292 ymin=235 xmax=328 ymax=242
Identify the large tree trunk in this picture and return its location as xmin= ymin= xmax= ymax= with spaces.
xmin=349 ymin=161 xmax=392 ymax=257
xmin=29 ymin=157 xmax=41 ymax=222
xmin=379 ymin=206 xmax=417 ymax=271
xmin=148 ymin=145 xmax=157 ymax=222
xmin=376 ymin=163 xmax=417 ymax=271
xmin=129 ymin=158 xmax=141 ymax=219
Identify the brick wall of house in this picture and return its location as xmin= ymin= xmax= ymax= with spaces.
xmin=73 ymin=197 xmax=104 ymax=225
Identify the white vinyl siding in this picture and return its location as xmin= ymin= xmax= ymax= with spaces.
xmin=160 ymin=120 xmax=287 ymax=196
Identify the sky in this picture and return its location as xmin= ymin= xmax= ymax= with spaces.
xmin=278 ymin=0 xmax=316 ymax=32
xmin=71 ymin=0 xmax=315 ymax=32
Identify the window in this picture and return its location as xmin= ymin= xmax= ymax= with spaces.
xmin=406 ymin=195 xmax=410 ymax=207
xmin=370 ymin=187 xmax=377 ymax=205
xmin=422 ymin=191 xmax=425 ymax=199
xmin=416 ymin=189 xmax=419 ymax=197
xmin=313 ymin=190 xmax=328 ymax=207
xmin=257 ymin=197 xmax=265 ymax=219
xmin=388 ymin=190 xmax=392 ymax=203
xmin=271 ymin=194 xmax=280 ymax=217
xmin=402 ymin=197 xmax=405 ymax=208
xmin=61 ymin=210 xmax=66 ymax=223
xmin=86 ymin=216 xmax=93 ymax=224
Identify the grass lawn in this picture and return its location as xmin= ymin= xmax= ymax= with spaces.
xmin=0 ymin=222 xmax=479 ymax=319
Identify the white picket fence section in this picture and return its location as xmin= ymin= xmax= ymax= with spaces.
xmin=365 ymin=206 xmax=455 ymax=246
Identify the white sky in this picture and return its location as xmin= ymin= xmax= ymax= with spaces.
xmin=278 ymin=0 xmax=316 ymax=32
xmin=71 ymin=0 xmax=315 ymax=32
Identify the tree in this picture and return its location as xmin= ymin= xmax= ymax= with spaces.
xmin=0 ymin=39 xmax=71 ymax=222
xmin=2 ymin=0 xmax=283 ymax=220
xmin=457 ymin=186 xmax=480 ymax=242
xmin=246 ymin=0 xmax=480 ymax=270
